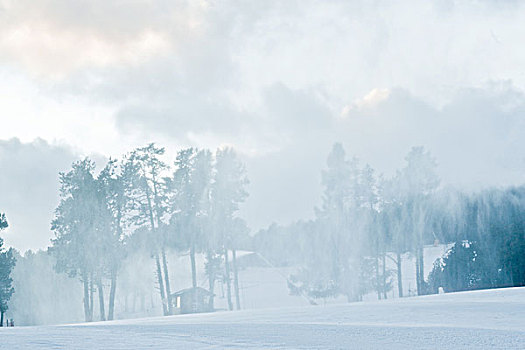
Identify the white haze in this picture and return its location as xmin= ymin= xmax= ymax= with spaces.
xmin=1 ymin=1 xmax=525 ymax=251
xmin=0 ymin=3 xmax=524 ymax=341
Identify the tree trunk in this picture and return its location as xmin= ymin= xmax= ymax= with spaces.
xmin=97 ymin=280 xmax=106 ymax=321
xmin=83 ymin=272 xmax=91 ymax=322
xmin=89 ymin=277 xmax=95 ymax=322
xmin=108 ymin=267 xmax=117 ymax=321
xmin=232 ymin=249 xmax=241 ymax=310
xmin=396 ymin=252 xmax=403 ymax=298
xmin=415 ymin=247 xmax=423 ymax=295
xmin=190 ymin=243 xmax=197 ymax=288
xmin=207 ymin=251 xmax=215 ymax=310
xmin=417 ymin=246 xmax=425 ymax=295
xmin=224 ymin=248 xmax=233 ymax=311
xmin=382 ymin=253 xmax=387 ymax=299
xmin=161 ymin=247 xmax=173 ymax=315
xmin=0 ymin=311 xmax=3 ymax=327
xmin=375 ymin=252 xmax=381 ymax=300
xmin=145 ymin=178 xmax=170 ymax=315
xmin=155 ymin=253 xmax=169 ymax=316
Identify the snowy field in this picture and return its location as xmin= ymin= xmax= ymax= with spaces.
xmin=2 ymin=287 xmax=524 ymax=349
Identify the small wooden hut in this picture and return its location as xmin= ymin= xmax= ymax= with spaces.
xmin=171 ymin=287 xmax=214 ymax=314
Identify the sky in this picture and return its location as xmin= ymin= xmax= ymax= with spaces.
xmin=1 ymin=0 xmax=525 ymax=251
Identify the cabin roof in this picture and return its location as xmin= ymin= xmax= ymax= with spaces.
xmin=171 ymin=286 xmax=214 ymax=297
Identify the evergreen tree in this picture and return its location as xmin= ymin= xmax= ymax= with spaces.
xmin=381 ymin=175 xmax=409 ymax=297
xmin=398 ymin=147 xmax=439 ymax=295
xmin=97 ymin=159 xmax=129 ymax=320
xmin=50 ymin=158 xmax=111 ymax=321
xmin=0 ymin=214 xmax=7 ymax=231
xmin=125 ymin=144 xmax=172 ymax=315
xmin=289 ymin=143 xmax=366 ymax=301
xmin=211 ymin=147 xmax=248 ymax=310
xmin=0 ymin=214 xmax=16 ymax=327
xmin=358 ymin=165 xmax=391 ymax=299
xmin=169 ymin=148 xmax=213 ymax=290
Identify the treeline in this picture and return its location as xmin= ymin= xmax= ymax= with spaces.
xmin=254 ymin=143 xmax=525 ymax=302
xmin=428 ymin=187 xmax=525 ymax=293
xmin=50 ymin=144 xmax=248 ymax=322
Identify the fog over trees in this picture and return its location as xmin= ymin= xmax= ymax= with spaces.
xmin=1 ymin=142 xmax=525 ymax=325
xmin=40 ymin=144 xmax=248 ymax=322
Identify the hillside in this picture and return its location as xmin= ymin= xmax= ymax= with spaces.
xmin=2 ymin=286 xmax=524 ymax=349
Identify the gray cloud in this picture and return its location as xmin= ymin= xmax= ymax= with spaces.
xmin=240 ymin=83 xmax=525 ymax=230
xmin=0 ymin=138 xmax=104 ymax=251
xmin=2 ymin=0 xmax=525 ymax=246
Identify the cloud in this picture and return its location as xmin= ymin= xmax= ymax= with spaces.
xmin=341 ymin=88 xmax=391 ymax=116
xmin=0 ymin=138 xmax=89 ymax=251
xmin=0 ymin=0 xmax=205 ymax=77
xmin=241 ymin=83 xmax=525 ymax=230
xmin=334 ymin=83 xmax=525 ymax=186
xmin=2 ymin=0 xmax=525 ymax=245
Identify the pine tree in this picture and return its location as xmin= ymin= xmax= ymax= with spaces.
xmin=381 ymin=175 xmax=407 ymax=298
xmin=0 ymin=214 xmax=6 ymax=231
xmin=321 ymin=143 xmax=361 ymax=301
xmin=398 ymin=147 xmax=439 ymax=295
xmin=170 ymin=148 xmax=213 ymax=290
xmin=125 ymin=144 xmax=172 ymax=315
xmin=0 ymin=214 xmax=16 ymax=327
xmin=97 ymin=159 xmax=129 ymax=320
xmin=50 ymin=159 xmax=111 ymax=321
xmin=211 ymin=148 xmax=248 ymax=310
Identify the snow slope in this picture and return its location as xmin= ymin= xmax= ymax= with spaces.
xmin=2 ymin=287 xmax=525 ymax=349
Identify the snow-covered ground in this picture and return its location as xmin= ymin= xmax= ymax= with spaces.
xmin=2 ymin=286 xmax=524 ymax=349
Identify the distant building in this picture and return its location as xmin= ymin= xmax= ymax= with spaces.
xmin=171 ymin=287 xmax=214 ymax=314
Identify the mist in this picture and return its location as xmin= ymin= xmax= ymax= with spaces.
xmin=1 ymin=1 xmax=525 ymax=348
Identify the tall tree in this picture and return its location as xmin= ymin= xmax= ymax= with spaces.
xmin=51 ymin=159 xmax=106 ymax=321
xmin=211 ymin=148 xmax=249 ymax=310
xmin=398 ymin=147 xmax=439 ymax=295
xmin=170 ymin=148 xmax=213 ymax=290
xmin=357 ymin=164 xmax=388 ymax=299
xmin=320 ymin=143 xmax=362 ymax=301
xmin=382 ymin=175 xmax=408 ymax=298
xmin=97 ymin=159 xmax=129 ymax=320
xmin=126 ymin=144 xmax=172 ymax=315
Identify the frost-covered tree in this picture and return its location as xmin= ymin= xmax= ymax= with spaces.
xmin=169 ymin=148 xmax=213 ymax=289
xmin=51 ymin=158 xmax=132 ymax=322
xmin=125 ymin=144 xmax=172 ymax=315
xmin=319 ymin=143 xmax=355 ymax=299
xmin=211 ymin=147 xmax=249 ymax=310
xmin=398 ymin=147 xmax=439 ymax=295
xmin=51 ymin=159 xmax=108 ymax=321
xmin=97 ymin=159 xmax=129 ymax=320
xmin=290 ymin=143 xmax=367 ymax=301
xmin=358 ymin=165 xmax=392 ymax=299
xmin=381 ymin=175 xmax=408 ymax=298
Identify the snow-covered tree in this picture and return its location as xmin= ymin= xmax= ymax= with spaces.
xmin=125 ymin=144 xmax=173 ymax=315
xmin=96 ymin=158 xmax=129 ymax=320
xmin=398 ymin=147 xmax=439 ymax=295
xmin=211 ymin=147 xmax=248 ymax=310
xmin=51 ymin=159 xmax=107 ymax=321
xmin=169 ymin=148 xmax=213 ymax=289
